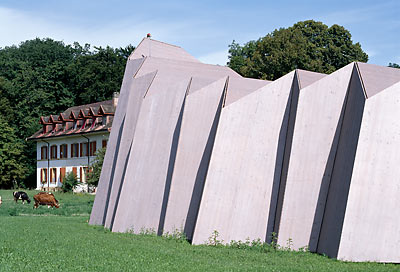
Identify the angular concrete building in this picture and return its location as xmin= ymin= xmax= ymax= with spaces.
xmin=90 ymin=38 xmax=254 ymax=233
xmin=192 ymin=70 xmax=325 ymax=245
xmin=90 ymin=37 xmax=400 ymax=262
xmin=277 ymin=62 xmax=400 ymax=262
xmin=162 ymin=76 xmax=270 ymax=240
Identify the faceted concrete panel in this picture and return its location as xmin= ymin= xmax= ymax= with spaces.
xmin=112 ymin=78 xmax=190 ymax=234
xmin=356 ymin=62 xmax=400 ymax=98
xmin=269 ymin=69 xmax=325 ymax=241
xmin=277 ymin=63 xmax=354 ymax=250
xmin=192 ymin=72 xmax=296 ymax=245
xmin=135 ymin=57 xmax=240 ymax=97
xmin=89 ymin=57 xmax=145 ymax=226
xmin=296 ymin=70 xmax=326 ymax=89
xmin=224 ymin=77 xmax=270 ymax=106
xmin=130 ymin=38 xmax=200 ymax=63
xmin=337 ymin=81 xmax=400 ymax=262
xmin=103 ymin=71 xmax=157 ymax=229
xmin=162 ymin=77 xmax=227 ymax=240
xmin=316 ymin=67 xmax=366 ymax=257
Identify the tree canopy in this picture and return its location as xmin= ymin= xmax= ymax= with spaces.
xmin=228 ymin=20 xmax=369 ymax=80
xmin=0 ymin=38 xmax=133 ymax=188
xmin=389 ymin=63 xmax=400 ymax=68
xmin=87 ymin=147 xmax=106 ymax=187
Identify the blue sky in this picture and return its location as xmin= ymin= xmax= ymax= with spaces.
xmin=0 ymin=0 xmax=399 ymax=66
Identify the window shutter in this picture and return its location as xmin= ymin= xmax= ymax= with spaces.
xmin=93 ymin=141 xmax=96 ymax=155
xmin=72 ymin=167 xmax=77 ymax=178
xmin=55 ymin=146 xmax=58 ymax=159
xmin=102 ymin=140 xmax=107 ymax=148
xmin=80 ymin=143 xmax=83 ymax=157
xmin=40 ymin=168 xmax=43 ymax=182
xmin=60 ymin=168 xmax=65 ymax=183
xmin=80 ymin=167 xmax=82 ymax=182
xmin=71 ymin=144 xmax=73 ymax=157
xmin=66 ymin=145 xmax=68 ymax=158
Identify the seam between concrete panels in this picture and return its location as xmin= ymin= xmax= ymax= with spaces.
xmin=222 ymin=76 xmax=230 ymax=108
xmin=355 ymin=62 xmax=368 ymax=99
xmin=142 ymin=70 xmax=158 ymax=98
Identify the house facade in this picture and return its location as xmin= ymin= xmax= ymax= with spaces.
xmin=28 ymin=97 xmax=117 ymax=191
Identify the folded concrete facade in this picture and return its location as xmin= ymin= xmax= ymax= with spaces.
xmin=278 ymin=62 xmax=400 ymax=262
xmin=90 ymin=37 xmax=400 ymax=262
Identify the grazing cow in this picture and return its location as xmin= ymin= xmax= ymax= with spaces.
xmin=13 ymin=191 xmax=31 ymax=204
xmin=33 ymin=192 xmax=59 ymax=209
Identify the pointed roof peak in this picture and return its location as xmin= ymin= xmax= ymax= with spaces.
xmin=355 ymin=62 xmax=400 ymax=98
xmin=129 ymin=37 xmax=200 ymax=63
xmin=295 ymin=69 xmax=327 ymax=89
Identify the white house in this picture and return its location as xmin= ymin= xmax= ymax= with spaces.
xmin=27 ymin=97 xmax=117 ymax=191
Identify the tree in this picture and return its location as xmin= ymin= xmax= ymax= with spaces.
xmin=389 ymin=63 xmax=400 ymax=68
xmin=0 ymin=38 xmax=134 ymax=188
xmin=0 ymin=115 xmax=28 ymax=188
xmin=87 ymin=147 xmax=106 ymax=187
xmin=61 ymin=172 xmax=78 ymax=193
xmin=228 ymin=20 xmax=369 ymax=80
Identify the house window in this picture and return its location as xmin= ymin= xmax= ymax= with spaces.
xmin=96 ymin=117 xmax=102 ymax=126
xmin=50 ymin=145 xmax=57 ymax=159
xmin=60 ymin=167 xmax=66 ymax=183
xmin=80 ymin=142 xmax=89 ymax=157
xmin=41 ymin=146 xmax=48 ymax=160
xmin=89 ymin=141 xmax=97 ymax=156
xmin=60 ymin=144 xmax=68 ymax=159
xmin=71 ymin=143 xmax=79 ymax=158
xmin=40 ymin=168 xmax=47 ymax=184
xmin=50 ymin=168 xmax=57 ymax=183
xmin=102 ymin=140 xmax=107 ymax=148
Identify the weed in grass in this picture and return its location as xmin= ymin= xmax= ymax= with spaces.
xmin=229 ymin=238 xmax=275 ymax=253
xmin=285 ymin=237 xmax=294 ymax=251
xmin=207 ymin=230 xmax=224 ymax=246
xmin=269 ymin=231 xmax=278 ymax=249
xmin=162 ymin=228 xmax=188 ymax=243
xmin=139 ymin=227 xmax=157 ymax=236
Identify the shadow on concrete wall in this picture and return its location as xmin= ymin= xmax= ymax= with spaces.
xmin=109 ymin=142 xmax=132 ymax=230
xmin=308 ymin=66 xmax=365 ymax=257
xmin=184 ymin=88 xmax=225 ymax=242
xmin=267 ymin=73 xmax=300 ymax=243
xmin=158 ymin=95 xmax=187 ymax=235
xmin=102 ymin=116 xmax=126 ymax=226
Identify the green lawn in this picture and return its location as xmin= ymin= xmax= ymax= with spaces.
xmin=0 ymin=189 xmax=398 ymax=271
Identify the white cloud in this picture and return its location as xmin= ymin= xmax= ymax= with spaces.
xmin=0 ymin=6 xmax=212 ymax=50
xmin=198 ymin=49 xmax=228 ymax=65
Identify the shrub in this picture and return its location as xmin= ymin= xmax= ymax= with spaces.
xmin=61 ymin=172 xmax=78 ymax=192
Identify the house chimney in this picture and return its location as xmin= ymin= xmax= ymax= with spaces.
xmin=113 ymin=92 xmax=119 ymax=108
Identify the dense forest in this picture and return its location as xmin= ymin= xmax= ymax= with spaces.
xmin=0 ymin=38 xmax=133 ymax=188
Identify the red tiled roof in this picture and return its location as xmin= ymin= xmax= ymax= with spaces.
xmin=27 ymin=99 xmax=115 ymax=140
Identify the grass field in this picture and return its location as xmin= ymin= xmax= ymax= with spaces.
xmin=0 ymin=189 xmax=398 ymax=271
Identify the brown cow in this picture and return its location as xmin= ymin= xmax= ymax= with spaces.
xmin=33 ymin=192 xmax=59 ymax=209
